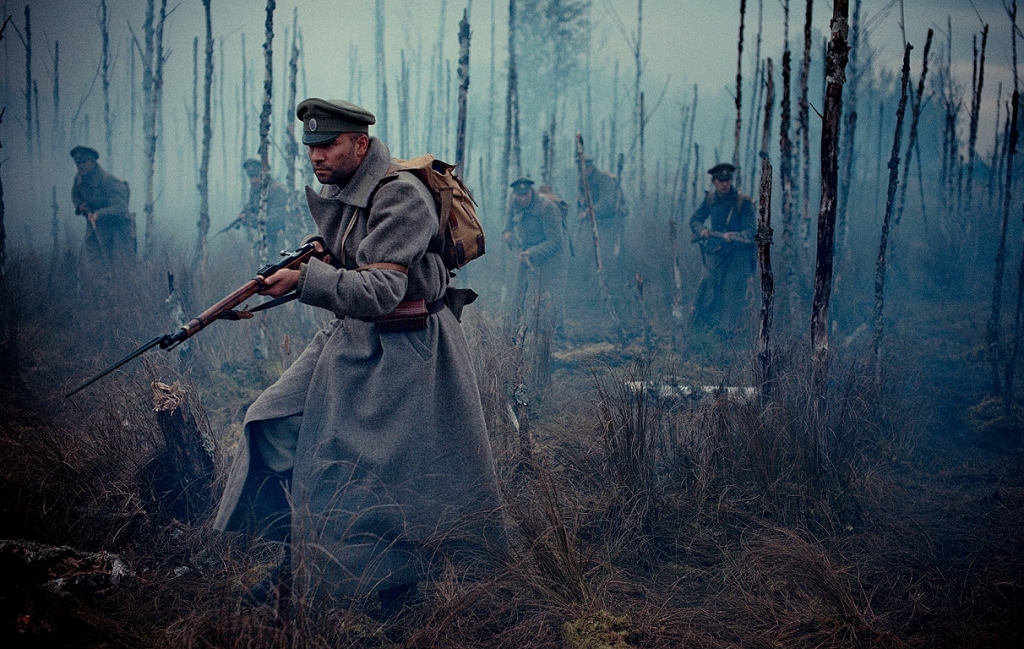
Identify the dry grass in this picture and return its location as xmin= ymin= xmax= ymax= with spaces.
xmin=0 ymin=251 xmax=1022 ymax=648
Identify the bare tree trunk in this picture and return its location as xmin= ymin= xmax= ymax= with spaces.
xmin=455 ymin=9 xmax=470 ymax=176
xmin=256 ymin=0 xmax=276 ymax=264
xmin=744 ymin=0 xmax=764 ymax=177
xmin=798 ymin=0 xmax=813 ymax=240
xmin=872 ymin=44 xmax=912 ymax=384
xmin=896 ymin=28 xmax=933 ymax=226
xmin=190 ymin=36 xmax=198 ymax=173
xmin=374 ymin=0 xmax=389 ymax=145
xmin=778 ymin=1 xmax=796 ymax=328
xmin=196 ymin=0 xmax=214 ymax=274
xmin=1002 ymin=99 xmax=1022 ymax=414
xmin=733 ymin=0 xmax=746 ymax=170
xmin=50 ymin=41 xmax=60 ymax=154
xmin=757 ymin=164 xmax=775 ymax=394
xmin=100 ymin=0 xmax=113 ymax=163
xmin=22 ymin=6 xmax=32 ymax=157
xmin=48 ymin=185 xmax=58 ymax=290
xmin=142 ymin=0 xmax=168 ymax=259
xmin=286 ymin=8 xmax=299 ymax=196
xmin=966 ymin=25 xmax=989 ymax=210
xmin=811 ymin=0 xmax=849 ymax=395
xmin=577 ymin=133 xmax=628 ymax=347
xmin=991 ymin=90 xmax=1020 ymax=397
xmin=757 ymin=58 xmax=776 ymax=398
xmin=633 ymin=0 xmax=643 ymax=191
xmin=837 ymin=0 xmax=860 ymax=251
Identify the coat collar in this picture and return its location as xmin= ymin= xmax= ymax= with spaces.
xmin=318 ymin=137 xmax=392 ymax=208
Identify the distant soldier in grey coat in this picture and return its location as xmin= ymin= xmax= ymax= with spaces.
xmin=689 ymin=163 xmax=756 ymax=341
xmin=213 ymin=98 xmax=502 ymax=615
xmin=240 ymin=158 xmax=291 ymax=255
xmin=577 ymin=157 xmax=627 ymax=259
xmin=70 ymin=146 xmax=134 ymax=266
xmin=504 ymin=177 xmax=565 ymax=394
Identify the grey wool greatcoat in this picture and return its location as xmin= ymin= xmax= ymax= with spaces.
xmin=213 ymin=137 xmax=503 ymax=598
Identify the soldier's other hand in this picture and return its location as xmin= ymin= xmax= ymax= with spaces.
xmin=700 ymin=228 xmax=710 ymax=239
xmin=518 ymin=250 xmax=533 ymax=266
xmin=259 ymin=268 xmax=300 ymax=297
xmin=723 ymin=231 xmax=734 ymax=242
xmin=310 ymin=240 xmax=332 ymax=266
xmin=88 ymin=212 xmax=98 ymax=227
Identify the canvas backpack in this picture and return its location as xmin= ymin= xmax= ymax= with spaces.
xmin=382 ymin=155 xmax=485 ymax=271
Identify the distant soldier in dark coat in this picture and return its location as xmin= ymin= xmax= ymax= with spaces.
xmin=70 ymin=146 xmax=134 ymax=266
xmin=689 ymin=163 xmax=756 ymax=340
xmin=213 ymin=98 xmax=502 ymax=614
xmin=240 ymin=158 xmax=291 ymax=255
xmin=578 ymin=157 xmax=627 ymax=259
xmin=504 ymin=177 xmax=565 ymax=394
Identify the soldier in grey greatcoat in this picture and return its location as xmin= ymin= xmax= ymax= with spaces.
xmin=213 ymin=98 xmax=503 ymax=614
xmin=504 ymin=177 xmax=565 ymax=395
xmin=70 ymin=146 xmax=134 ymax=266
xmin=577 ymin=157 xmax=627 ymax=259
xmin=689 ymin=163 xmax=756 ymax=341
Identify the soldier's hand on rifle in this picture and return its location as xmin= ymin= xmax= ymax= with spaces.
xmin=88 ymin=212 xmax=99 ymax=228
xmin=259 ymin=268 xmax=300 ymax=298
xmin=518 ymin=249 xmax=534 ymax=270
xmin=258 ymin=240 xmax=329 ymax=298
xmin=699 ymin=228 xmax=710 ymax=239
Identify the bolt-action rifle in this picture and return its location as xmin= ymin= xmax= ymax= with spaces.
xmin=66 ymin=242 xmax=321 ymax=397
xmin=213 ymin=211 xmax=251 ymax=238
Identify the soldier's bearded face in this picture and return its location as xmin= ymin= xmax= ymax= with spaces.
xmin=308 ymin=133 xmax=369 ymax=186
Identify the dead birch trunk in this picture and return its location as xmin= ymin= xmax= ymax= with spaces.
xmin=778 ymin=1 xmax=796 ymax=328
xmin=872 ymin=43 xmax=911 ymax=385
xmin=733 ymin=0 xmax=746 ymax=170
xmin=1002 ymin=99 xmax=1022 ymax=412
xmin=48 ymin=186 xmax=58 ymax=290
xmin=635 ymin=273 xmax=654 ymax=351
xmin=455 ymin=9 xmax=470 ymax=176
xmin=758 ymin=58 xmax=776 ymax=397
xmin=811 ymin=0 xmax=849 ymax=395
xmin=51 ymin=40 xmax=61 ymax=154
xmin=100 ymin=0 xmax=113 ymax=163
xmin=141 ymin=0 xmax=168 ymax=259
xmin=896 ymin=29 xmax=933 ymax=225
xmin=744 ymin=0 xmax=765 ymax=176
xmin=196 ymin=0 xmax=213 ymax=274
xmin=837 ymin=0 xmax=861 ymax=251
xmin=967 ymin=25 xmax=989 ymax=211
xmin=798 ymin=0 xmax=813 ymax=239
xmin=991 ymin=90 xmax=1020 ymax=398
xmin=501 ymin=0 xmax=521 ymax=310
xmin=286 ymin=8 xmax=299 ymax=197
xmin=22 ymin=6 xmax=32 ymax=157
xmin=577 ymin=133 xmax=628 ymax=347
xmin=190 ymin=37 xmax=198 ymax=172
xmin=374 ymin=0 xmax=389 ymax=145
xmin=256 ymin=0 xmax=276 ymax=264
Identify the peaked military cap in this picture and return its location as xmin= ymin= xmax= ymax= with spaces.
xmin=296 ymin=98 xmax=376 ymax=145
xmin=708 ymin=162 xmax=737 ymax=180
xmin=242 ymin=158 xmax=262 ymax=176
xmin=510 ymin=177 xmax=535 ymax=190
xmin=70 ymin=146 xmax=99 ymax=163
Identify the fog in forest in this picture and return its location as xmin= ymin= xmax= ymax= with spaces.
xmin=1 ymin=0 xmax=1023 ymax=646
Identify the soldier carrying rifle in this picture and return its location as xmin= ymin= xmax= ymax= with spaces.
xmin=690 ymin=162 xmax=756 ymax=342
xmin=70 ymin=145 xmax=134 ymax=268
